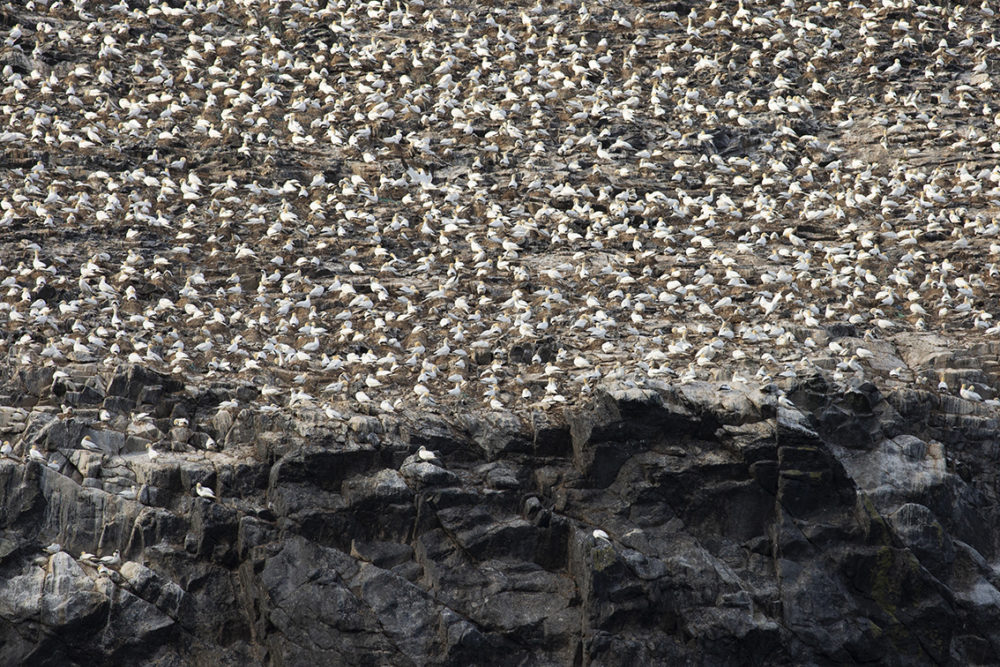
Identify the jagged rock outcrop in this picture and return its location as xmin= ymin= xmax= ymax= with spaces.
xmin=0 ymin=363 xmax=999 ymax=665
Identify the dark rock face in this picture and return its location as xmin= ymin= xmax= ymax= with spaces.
xmin=0 ymin=367 xmax=999 ymax=665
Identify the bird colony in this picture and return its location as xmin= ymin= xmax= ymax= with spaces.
xmin=1 ymin=0 xmax=1000 ymax=420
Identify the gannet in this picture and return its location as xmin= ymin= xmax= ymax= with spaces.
xmin=99 ymin=550 xmax=122 ymax=567
xmin=195 ymin=482 xmax=217 ymax=500
xmin=960 ymin=384 xmax=983 ymax=402
xmin=80 ymin=435 xmax=101 ymax=452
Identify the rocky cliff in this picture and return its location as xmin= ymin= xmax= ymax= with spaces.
xmin=2 ymin=334 xmax=999 ymax=666
xmin=3 ymin=0 xmax=1000 ymax=663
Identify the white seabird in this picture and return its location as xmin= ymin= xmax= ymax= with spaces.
xmin=99 ymin=550 xmax=122 ymax=567
xmin=959 ymin=384 xmax=983 ymax=402
xmin=80 ymin=435 xmax=101 ymax=452
xmin=195 ymin=482 xmax=217 ymax=500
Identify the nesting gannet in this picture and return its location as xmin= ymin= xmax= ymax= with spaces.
xmin=195 ymin=482 xmax=217 ymax=500
xmin=99 ymin=550 xmax=122 ymax=567
xmin=960 ymin=384 xmax=983 ymax=402
xmin=80 ymin=435 xmax=101 ymax=452
xmin=0 ymin=0 xmax=991 ymax=421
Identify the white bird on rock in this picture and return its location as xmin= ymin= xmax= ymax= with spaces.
xmin=80 ymin=435 xmax=101 ymax=452
xmin=195 ymin=482 xmax=217 ymax=500
xmin=99 ymin=550 xmax=122 ymax=567
xmin=960 ymin=384 xmax=983 ymax=402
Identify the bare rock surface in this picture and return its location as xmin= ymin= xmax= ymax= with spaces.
xmin=0 ymin=363 xmax=995 ymax=664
